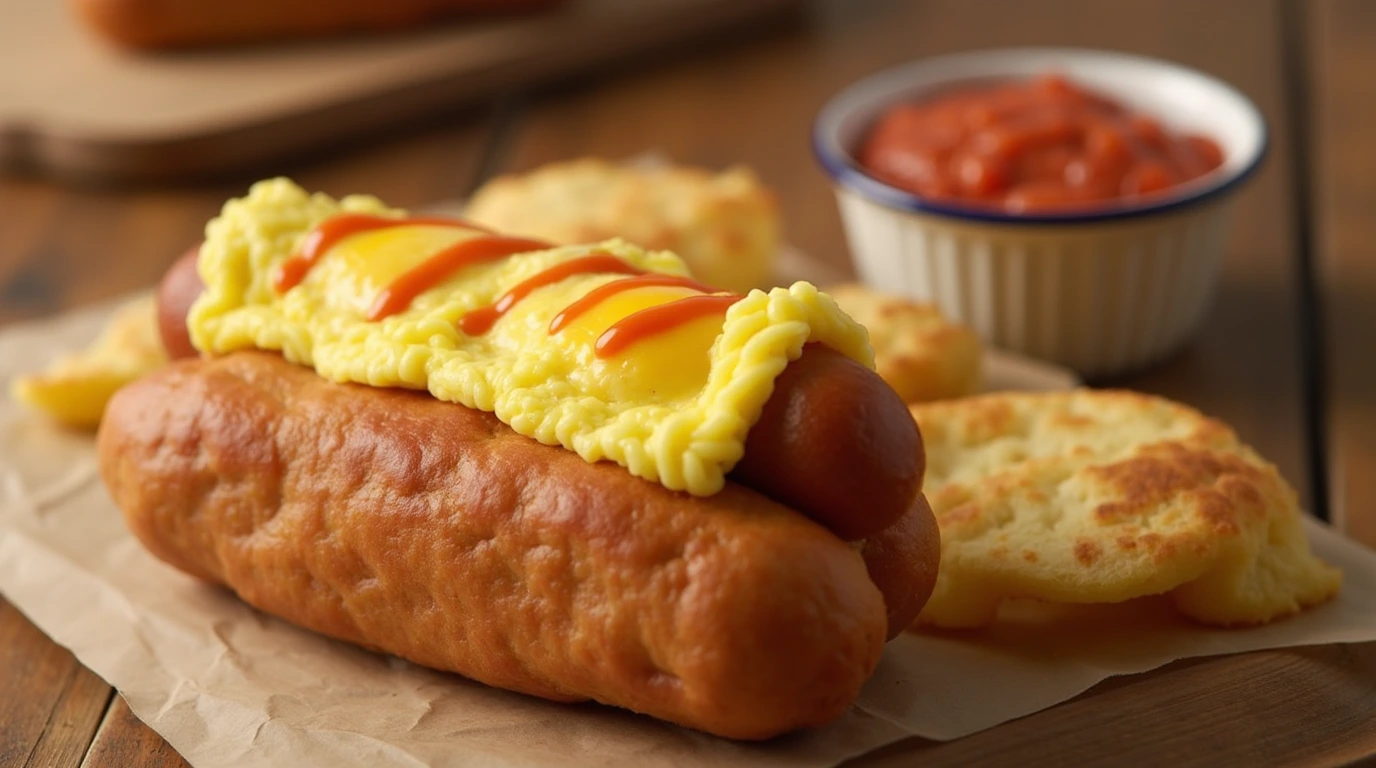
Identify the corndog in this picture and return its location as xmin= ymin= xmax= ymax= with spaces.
xmin=99 ymin=353 xmax=938 ymax=739
xmin=99 ymin=179 xmax=940 ymax=738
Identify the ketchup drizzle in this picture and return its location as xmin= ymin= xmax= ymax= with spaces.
xmin=366 ymin=236 xmax=552 ymax=321
xmin=458 ymin=253 xmax=644 ymax=335
xmin=594 ymin=294 xmax=741 ymax=358
xmin=277 ymin=214 xmax=741 ymax=354
xmin=273 ymin=213 xmax=491 ymax=293
xmin=547 ymin=274 xmax=719 ymax=334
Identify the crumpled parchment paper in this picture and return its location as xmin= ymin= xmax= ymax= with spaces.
xmin=3 ymin=297 xmax=1375 ymax=768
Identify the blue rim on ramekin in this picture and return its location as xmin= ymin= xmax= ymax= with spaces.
xmin=813 ymin=48 xmax=1270 ymax=225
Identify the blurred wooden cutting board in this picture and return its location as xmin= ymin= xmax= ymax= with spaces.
xmin=0 ymin=0 xmax=798 ymax=182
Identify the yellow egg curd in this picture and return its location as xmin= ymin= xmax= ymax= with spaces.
xmin=188 ymin=178 xmax=873 ymax=496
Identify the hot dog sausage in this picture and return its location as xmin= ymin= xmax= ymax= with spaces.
xmin=157 ymin=246 xmax=202 ymax=360
xmin=154 ymin=247 xmax=926 ymax=544
xmin=732 ymin=344 xmax=924 ymax=541
xmin=98 ymin=351 xmax=902 ymax=739
xmin=861 ymin=493 xmax=940 ymax=639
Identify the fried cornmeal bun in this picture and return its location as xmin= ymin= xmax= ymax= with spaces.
xmin=465 ymin=158 xmax=778 ymax=294
xmin=911 ymin=390 xmax=1341 ymax=628
xmin=828 ymin=283 xmax=981 ymax=403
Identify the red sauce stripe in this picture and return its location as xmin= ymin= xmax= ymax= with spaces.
xmin=271 ymin=213 xmax=742 ymax=362
xmin=594 ymin=294 xmax=741 ymax=358
xmin=366 ymin=236 xmax=552 ymax=321
xmin=548 ymin=274 xmax=719 ymax=334
xmin=459 ymin=253 xmax=644 ymax=336
xmin=273 ymin=213 xmax=496 ymax=293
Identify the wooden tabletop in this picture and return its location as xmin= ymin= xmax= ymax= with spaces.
xmin=2 ymin=0 xmax=1374 ymax=765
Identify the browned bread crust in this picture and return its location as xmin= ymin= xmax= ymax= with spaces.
xmin=97 ymin=351 xmax=890 ymax=739
xmin=71 ymin=0 xmax=568 ymax=50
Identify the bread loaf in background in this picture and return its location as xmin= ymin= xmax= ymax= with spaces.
xmin=71 ymin=0 xmax=569 ymax=49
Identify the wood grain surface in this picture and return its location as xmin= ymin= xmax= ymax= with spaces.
xmin=0 ymin=0 xmax=798 ymax=182
xmin=1 ymin=0 xmax=1372 ymax=765
xmin=0 ymin=599 xmax=110 ymax=768
xmin=84 ymin=698 xmax=192 ymax=768
xmin=1306 ymin=0 xmax=1376 ymax=548
xmin=850 ymin=645 xmax=1376 ymax=767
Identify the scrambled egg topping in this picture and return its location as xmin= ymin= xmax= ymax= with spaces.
xmin=189 ymin=178 xmax=872 ymax=496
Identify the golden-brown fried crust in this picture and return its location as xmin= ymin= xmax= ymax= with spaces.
xmin=97 ymin=351 xmax=889 ymax=740
xmin=465 ymin=159 xmax=779 ymax=294
xmin=828 ymin=283 xmax=982 ymax=403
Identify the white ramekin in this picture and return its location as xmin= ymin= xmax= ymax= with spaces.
xmin=814 ymin=48 xmax=1267 ymax=378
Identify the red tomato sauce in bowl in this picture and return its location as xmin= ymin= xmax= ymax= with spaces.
xmin=856 ymin=74 xmax=1225 ymax=213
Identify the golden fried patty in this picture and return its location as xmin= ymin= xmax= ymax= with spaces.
xmin=911 ymin=390 xmax=1340 ymax=628
xmin=466 ymin=158 xmax=779 ymax=294
xmin=828 ymin=283 xmax=981 ymax=403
